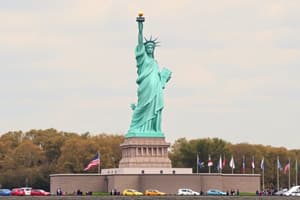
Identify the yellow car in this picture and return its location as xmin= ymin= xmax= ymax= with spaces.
xmin=144 ymin=189 xmax=166 ymax=196
xmin=122 ymin=189 xmax=143 ymax=196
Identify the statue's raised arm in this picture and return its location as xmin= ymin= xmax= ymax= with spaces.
xmin=136 ymin=12 xmax=145 ymax=47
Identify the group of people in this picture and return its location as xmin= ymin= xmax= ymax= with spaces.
xmin=74 ymin=189 xmax=92 ymax=196
xmin=56 ymin=188 xmax=92 ymax=196
xmin=110 ymin=188 xmax=120 ymax=195
xmin=56 ymin=188 xmax=63 ymax=196
xmin=226 ymin=189 xmax=240 ymax=196
xmin=256 ymin=189 xmax=278 ymax=196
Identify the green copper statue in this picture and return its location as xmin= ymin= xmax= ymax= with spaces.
xmin=126 ymin=12 xmax=172 ymax=138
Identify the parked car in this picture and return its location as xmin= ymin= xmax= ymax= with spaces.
xmin=178 ymin=188 xmax=200 ymax=195
xmin=144 ymin=189 xmax=166 ymax=196
xmin=283 ymin=185 xmax=300 ymax=196
xmin=31 ymin=189 xmax=51 ymax=196
xmin=206 ymin=189 xmax=227 ymax=196
xmin=274 ymin=188 xmax=288 ymax=196
xmin=20 ymin=187 xmax=32 ymax=196
xmin=122 ymin=189 xmax=143 ymax=196
xmin=290 ymin=192 xmax=300 ymax=197
xmin=0 ymin=189 xmax=11 ymax=196
xmin=11 ymin=188 xmax=25 ymax=196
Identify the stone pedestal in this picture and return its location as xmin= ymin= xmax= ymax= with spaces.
xmin=119 ymin=137 xmax=172 ymax=168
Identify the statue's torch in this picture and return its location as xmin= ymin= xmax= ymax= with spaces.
xmin=136 ymin=11 xmax=145 ymax=22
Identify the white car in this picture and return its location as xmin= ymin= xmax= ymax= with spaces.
xmin=283 ymin=185 xmax=300 ymax=196
xmin=20 ymin=187 xmax=32 ymax=196
xmin=274 ymin=188 xmax=288 ymax=196
xmin=178 ymin=188 xmax=200 ymax=195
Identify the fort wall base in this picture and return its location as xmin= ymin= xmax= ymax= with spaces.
xmin=50 ymin=173 xmax=260 ymax=194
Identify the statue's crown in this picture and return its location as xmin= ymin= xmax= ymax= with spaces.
xmin=144 ymin=36 xmax=160 ymax=47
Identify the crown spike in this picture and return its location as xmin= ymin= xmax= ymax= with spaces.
xmin=144 ymin=35 xmax=161 ymax=47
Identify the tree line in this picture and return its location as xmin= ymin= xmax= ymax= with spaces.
xmin=169 ymin=137 xmax=300 ymax=189
xmin=0 ymin=129 xmax=123 ymax=190
xmin=0 ymin=129 xmax=299 ymax=190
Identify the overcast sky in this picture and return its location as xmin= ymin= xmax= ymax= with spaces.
xmin=1 ymin=0 xmax=299 ymax=149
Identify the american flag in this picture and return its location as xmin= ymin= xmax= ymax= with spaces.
xmin=222 ymin=155 xmax=226 ymax=168
xmin=284 ymin=160 xmax=290 ymax=174
xmin=84 ymin=153 xmax=100 ymax=171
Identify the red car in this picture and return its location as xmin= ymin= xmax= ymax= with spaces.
xmin=31 ymin=189 xmax=51 ymax=196
xmin=11 ymin=188 xmax=25 ymax=196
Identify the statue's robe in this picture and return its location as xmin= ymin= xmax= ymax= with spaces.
xmin=127 ymin=44 xmax=165 ymax=135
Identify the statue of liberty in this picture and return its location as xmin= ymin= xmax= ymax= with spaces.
xmin=126 ymin=12 xmax=172 ymax=138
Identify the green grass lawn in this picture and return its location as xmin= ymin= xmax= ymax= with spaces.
xmin=92 ymin=191 xmax=110 ymax=196
xmin=239 ymin=192 xmax=257 ymax=196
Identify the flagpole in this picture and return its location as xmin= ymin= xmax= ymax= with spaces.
xmin=208 ymin=154 xmax=211 ymax=174
xmin=296 ymin=159 xmax=298 ymax=186
xmin=243 ymin=155 xmax=245 ymax=174
xmin=221 ymin=154 xmax=222 ymax=174
xmin=252 ymin=156 xmax=254 ymax=175
xmin=262 ymin=165 xmax=265 ymax=191
xmin=223 ymin=154 xmax=225 ymax=174
xmin=98 ymin=151 xmax=100 ymax=174
xmin=288 ymin=158 xmax=291 ymax=189
xmin=277 ymin=156 xmax=280 ymax=191
xmin=262 ymin=157 xmax=264 ymax=192
xmin=233 ymin=156 xmax=235 ymax=174
xmin=231 ymin=156 xmax=234 ymax=174
xmin=219 ymin=154 xmax=222 ymax=174
xmin=197 ymin=153 xmax=199 ymax=174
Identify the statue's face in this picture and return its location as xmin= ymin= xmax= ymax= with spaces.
xmin=145 ymin=43 xmax=155 ymax=55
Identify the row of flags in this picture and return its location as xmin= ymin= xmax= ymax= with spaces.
xmin=196 ymin=154 xmax=298 ymax=174
xmin=83 ymin=152 xmax=297 ymax=176
xmin=197 ymin=154 xmax=253 ymax=171
xmin=197 ymin=154 xmax=298 ymax=190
